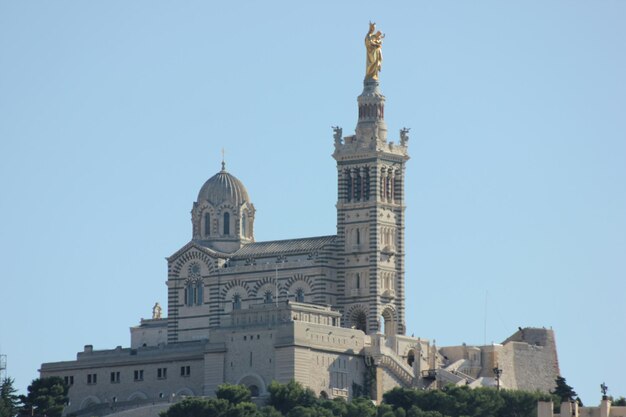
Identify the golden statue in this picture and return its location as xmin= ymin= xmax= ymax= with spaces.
xmin=152 ymin=302 xmax=162 ymax=319
xmin=365 ymin=22 xmax=385 ymax=80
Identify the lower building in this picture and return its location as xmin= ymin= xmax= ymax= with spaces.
xmin=539 ymin=399 xmax=626 ymax=417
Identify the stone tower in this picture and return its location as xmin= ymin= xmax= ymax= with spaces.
xmin=334 ymin=78 xmax=410 ymax=335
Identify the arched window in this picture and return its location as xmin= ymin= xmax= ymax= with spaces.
xmin=295 ymin=289 xmax=305 ymax=303
xmin=204 ymin=212 xmax=211 ymax=236
xmin=354 ymin=311 xmax=367 ymax=332
xmin=407 ymin=350 xmax=415 ymax=367
xmin=185 ymin=282 xmax=195 ymax=307
xmin=196 ymin=281 xmax=203 ymax=305
xmin=346 ymin=171 xmax=353 ymax=202
xmin=264 ymin=290 xmax=273 ymax=304
xmin=241 ymin=214 xmax=247 ymax=237
xmin=223 ymin=212 xmax=230 ymax=235
xmin=249 ymin=385 xmax=259 ymax=397
xmin=233 ymin=294 xmax=241 ymax=310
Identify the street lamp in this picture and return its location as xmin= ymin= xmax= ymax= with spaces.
xmin=493 ymin=364 xmax=503 ymax=391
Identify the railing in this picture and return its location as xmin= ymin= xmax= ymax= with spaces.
xmin=437 ymin=368 xmax=468 ymax=386
xmin=350 ymin=289 xmax=367 ymax=297
xmin=421 ymin=369 xmax=437 ymax=379
xmin=442 ymin=359 xmax=476 ymax=384
xmin=378 ymin=355 xmax=414 ymax=386
xmin=331 ymin=388 xmax=349 ymax=398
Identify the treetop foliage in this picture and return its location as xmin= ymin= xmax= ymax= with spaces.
xmin=19 ymin=377 xmax=69 ymax=417
xmin=159 ymin=382 xmax=556 ymax=417
xmin=551 ymin=376 xmax=581 ymax=404
xmin=0 ymin=378 xmax=20 ymax=417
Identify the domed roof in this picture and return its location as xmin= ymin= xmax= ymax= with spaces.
xmin=197 ymin=164 xmax=250 ymax=207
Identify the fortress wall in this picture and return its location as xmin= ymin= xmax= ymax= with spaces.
xmin=223 ymin=327 xmax=280 ymax=394
xmin=377 ymin=366 xmax=404 ymax=402
xmin=202 ymin=351 xmax=224 ymax=396
xmin=302 ymin=349 xmax=365 ymax=398
xmin=510 ymin=341 xmax=558 ymax=392
xmin=505 ymin=328 xmax=559 ymax=392
xmin=274 ymin=346 xmax=296 ymax=384
xmin=496 ymin=344 xmax=518 ymax=390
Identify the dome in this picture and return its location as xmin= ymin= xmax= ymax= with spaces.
xmin=196 ymin=165 xmax=250 ymax=207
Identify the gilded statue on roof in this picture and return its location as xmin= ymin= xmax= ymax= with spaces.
xmin=365 ymin=22 xmax=385 ymax=80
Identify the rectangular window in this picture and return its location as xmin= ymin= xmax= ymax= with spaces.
xmin=87 ymin=374 xmax=97 ymax=385
xmin=180 ymin=366 xmax=190 ymax=377
xmin=157 ymin=368 xmax=167 ymax=379
xmin=110 ymin=371 xmax=120 ymax=383
xmin=133 ymin=370 xmax=144 ymax=381
xmin=64 ymin=376 xmax=74 ymax=386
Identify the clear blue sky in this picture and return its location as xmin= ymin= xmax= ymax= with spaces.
xmin=1 ymin=0 xmax=625 ymax=404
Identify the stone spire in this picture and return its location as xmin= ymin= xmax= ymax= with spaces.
xmin=355 ymin=78 xmax=388 ymax=147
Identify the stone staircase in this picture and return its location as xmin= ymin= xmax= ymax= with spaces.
xmin=366 ymin=335 xmax=416 ymax=387
xmin=437 ymin=359 xmax=477 ymax=386
xmin=376 ymin=352 xmax=415 ymax=386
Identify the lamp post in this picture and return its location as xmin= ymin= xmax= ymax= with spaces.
xmin=493 ymin=364 xmax=503 ymax=391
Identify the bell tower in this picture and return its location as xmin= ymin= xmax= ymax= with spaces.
xmin=334 ymin=25 xmax=409 ymax=335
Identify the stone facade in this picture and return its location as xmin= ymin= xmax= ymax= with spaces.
xmin=39 ymin=70 xmax=561 ymax=416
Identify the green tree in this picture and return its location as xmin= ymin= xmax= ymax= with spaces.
xmin=377 ymin=403 xmax=394 ymax=417
xmin=394 ymin=407 xmax=406 ymax=417
xmin=318 ymin=398 xmax=347 ymax=417
xmin=345 ymin=397 xmax=376 ymax=417
xmin=226 ymin=401 xmax=259 ymax=417
xmin=216 ymin=384 xmax=251 ymax=404
xmin=20 ymin=377 xmax=68 ymax=417
xmin=406 ymin=406 xmax=446 ymax=417
xmin=160 ymin=397 xmax=213 ymax=417
xmin=267 ymin=380 xmax=317 ymax=415
xmin=610 ymin=397 xmax=626 ymax=406
xmin=499 ymin=389 xmax=552 ymax=417
xmin=257 ymin=406 xmax=283 ymax=417
xmin=160 ymin=396 xmax=261 ymax=417
xmin=382 ymin=385 xmax=548 ymax=417
xmin=286 ymin=405 xmax=333 ymax=417
xmin=0 ymin=378 xmax=21 ymax=417
xmin=383 ymin=388 xmax=421 ymax=412
xmin=551 ymin=376 xmax=579 ymax=403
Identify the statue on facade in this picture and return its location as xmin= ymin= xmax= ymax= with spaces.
xmin=601 ymin=382 xmax=608 ymax=397
xmin=365 ymin=22 xmax=385 ymax=80
xmin=332 ymin=126 xmax=343 ymax=146
xmin=400 ymin=127 xmax=410 ymax=146
xmin=152 ymin=302 xmax=162 ymax=320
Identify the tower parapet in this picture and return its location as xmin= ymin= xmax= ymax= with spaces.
xmin=334 ymin=79 xmax=408 ymax=158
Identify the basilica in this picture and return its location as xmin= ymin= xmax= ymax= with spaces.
xmin=40 ymin=26 xmax=560 ymax=417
